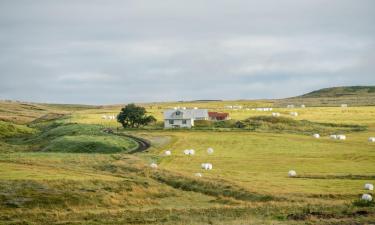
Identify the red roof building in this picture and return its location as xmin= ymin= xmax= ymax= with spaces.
xmin=208 ymin=112 xmax=230 ymax=121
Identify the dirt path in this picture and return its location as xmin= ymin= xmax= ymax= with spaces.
xmin=116 ymin=133 xmax=151 ymax=153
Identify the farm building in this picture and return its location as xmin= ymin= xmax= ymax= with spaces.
xmin=208 ymin=112 xmax=230 ymax=121
xmin=164 ymin=109 xmax=208 ymax=128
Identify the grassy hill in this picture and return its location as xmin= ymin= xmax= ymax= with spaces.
xmin=275 ymin=86 xmax=375 ymax=107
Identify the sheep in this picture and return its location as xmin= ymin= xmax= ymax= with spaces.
xmin=313 ymin=134 xmax=320 ymax=139
xmin=164 ymin=150 xmax=171 ymax=156
xmin=337 ymin=135 xmax=346 ymax=140
xmin=330 ymin=135 xmax=337 ymax=140
xmin=361 ymin=194 xmax=372 ymax=201
xmin=288 ymin=170 xmax=297 ymax=177
xmin=368 ymin=137 xmax=375 ymax=142
xmin=201 ymin=163 xmax=213 ymax=170
xmin=364 ymin=183 xmax=374 ymax=191
xmin=341 ymin=104 xmax=348 ymax=108
xmin=272 ymin=112 xmax=280 ymax=117
xmin=150 ymin=163 xmax=158 ymax=169
xmin=301 ymin=104 xmax=306 ymax=108
xmin=101 ymin=115 xmax=106 ymax=119
xmin=290 ymin=112 xmax=298 ymax=117
xmin=207 ymin=147 xmax=214 ymax=154
xmin=195 ymin=173 xmax=202 ymax=177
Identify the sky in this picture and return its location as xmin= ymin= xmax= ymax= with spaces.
xmin=0 ymin=0 xmax=374 ymax=104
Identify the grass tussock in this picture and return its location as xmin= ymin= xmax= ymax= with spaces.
xmin=151 ymin=170 xmax=275 ymax=202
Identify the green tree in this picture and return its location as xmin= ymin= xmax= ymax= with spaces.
xmin=117 ymin=104 xmax=156 ymax=128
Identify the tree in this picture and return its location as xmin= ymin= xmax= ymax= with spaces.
xmin=117 ymin=104 xmax=156 ymax=128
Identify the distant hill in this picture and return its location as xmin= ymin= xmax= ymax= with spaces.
xmin=299 ymin=86 xmax=375 ymax=98
xmin=275 ymin=86 xmax=375 ymax=107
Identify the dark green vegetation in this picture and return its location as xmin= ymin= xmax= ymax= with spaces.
xmin=275 ymin=86 xmax=375 ymax=107
xmin=195 ymin=116 xmax=365 ymax=135
xmin=117 ymin=103 xmax=156 ymax=128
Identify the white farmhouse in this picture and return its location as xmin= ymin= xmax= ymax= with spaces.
xmin=164 ymin=109 xmax=208 ymax=128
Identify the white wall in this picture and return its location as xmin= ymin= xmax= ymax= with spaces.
xmin=164 ymin=119 xmax=193 ymax=128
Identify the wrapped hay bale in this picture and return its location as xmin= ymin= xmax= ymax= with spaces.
xmin=361 ymin=194 xmax=373 ymax=201
xmin=364 ymin=183 xmax=374 ymax=191
xmin=195 ymin=173 xmax=202 ymax=177
xmin=313 ymin=134 xmax=320 ymax=139
xmin=288 ymin=170 xmax=297 ymax=177
xmin=330 ymin=135 xmax=337 ymax=140
xmin=290 ymin=112 xmax=298 ymax=117
xmin=337 ymin=135 xmax=346 ymax=140
xmin=201 ymin=163 xmax=213 ymax=170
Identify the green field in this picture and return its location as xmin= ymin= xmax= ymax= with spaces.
xmin=0 ymin=94 xmax=375 ymax=224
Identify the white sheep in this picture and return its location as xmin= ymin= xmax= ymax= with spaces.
xmin=150 ymin=163 xmax=158 ymax=169
xmin=288 ymin=170 xmax=297 ymax=177
xmin=368 ymin=137 xmax=375 ymax=142
xmin=301 ymin=104 xmax=306 ymax=108
xmin=164 ymin=150 xmax=171 ymax=156
xmin=313 ymin=134 xmax=320 ymax=139
xmin=207 ymin=147 xmax=214 ymax=154
xmin=272 ymin=112 xmax=280 ymax=117
xmin=364 ymin=183 xmax=374 ymax=191
xmin=361 ymin=194 xmax=372 ymax=201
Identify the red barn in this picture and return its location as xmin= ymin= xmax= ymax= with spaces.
xmin=208 ymin=112 xmax=230 ymax=121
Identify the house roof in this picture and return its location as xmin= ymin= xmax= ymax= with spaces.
xmin=208 ymin=112 xmax=229 ymax=118
xmin=164 ymin=109 xmax=208 ymax=120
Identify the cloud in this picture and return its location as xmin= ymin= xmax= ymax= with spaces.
xmin=0 ymin=0 xmax=374 ymax=104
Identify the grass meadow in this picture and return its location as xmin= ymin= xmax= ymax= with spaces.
xmin=0 ymin=100 xmax=374 ymax=224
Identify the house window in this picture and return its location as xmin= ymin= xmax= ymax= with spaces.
xmin=169 ymin=120 xmax=174 ymax=124
xmin=182 ymin=120 xmax=187 ymax=124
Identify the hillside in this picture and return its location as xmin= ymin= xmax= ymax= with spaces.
xmin=275 ymin=86 xmax=375 ymax=107
xmin=300 ymin=86 xmax=375 ymax=98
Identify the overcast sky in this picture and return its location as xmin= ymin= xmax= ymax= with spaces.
xmin=0 ymin=0 xmax=374 ymax=104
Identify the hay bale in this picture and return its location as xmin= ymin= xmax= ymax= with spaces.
xmin=330 ymin=135 xmax=337 ymax=140
xmin=201 ymin=163 xmax=212 ymax=170
xmin=195 ymin=173 xmax=202 ymax=177
xmin=337 ymin=135 xmax=346 ymax=140
xmin=164 ymin=150 xmax=171 ymax=156
xmin=361 ymin=194 xmax=372 ymax=201
xmin=207 ymin=147 xmax=214 ymax=154
xmin=150 ymin=163 xmax=158 ymax=169
xmin=288 ymin=170 xmax=297 ymax=177
xmin=290 ymin=112 xmax=298 ymax=117
xmin=364 ymin=183 xmax=374 ymax=191
xmin=368 ymin=137 xmax=375 ymax=142
xmin=313 ymin=134 xmax=320 ymax=139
